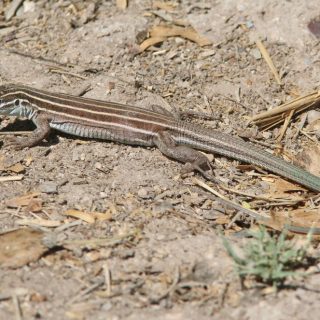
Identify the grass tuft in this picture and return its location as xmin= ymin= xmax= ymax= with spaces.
xmin=222 ymin=226 xmax=313 ymax=289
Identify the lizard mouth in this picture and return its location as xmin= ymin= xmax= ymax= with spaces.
xmin=0 ymin=101 xmax=14 ymax=113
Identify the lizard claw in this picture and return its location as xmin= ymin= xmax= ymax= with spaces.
xmin=181 ymin=162 xmax=221 ymax=184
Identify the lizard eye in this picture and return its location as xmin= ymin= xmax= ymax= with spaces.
xmin=14 ymin=99 xmax=20 ymax=106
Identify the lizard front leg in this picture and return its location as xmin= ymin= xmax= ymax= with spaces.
xmin=6 ymin=112 xmax=51 ymax=149
xmin=153 ymin=130 xmax=218 ymax=182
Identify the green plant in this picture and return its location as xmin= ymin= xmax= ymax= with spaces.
xmin=222 ymin=226 xmax=312 ymax=289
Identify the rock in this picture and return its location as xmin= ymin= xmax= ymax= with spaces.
xmin=38 ymin=181 xmax=58 ymax=194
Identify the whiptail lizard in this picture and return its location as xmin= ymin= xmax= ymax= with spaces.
xmin=0 ymin=83 xmax=319 ymax=234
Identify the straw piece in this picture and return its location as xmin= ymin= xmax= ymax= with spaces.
xmin=256 ymin=39 xmax=282 ymax=85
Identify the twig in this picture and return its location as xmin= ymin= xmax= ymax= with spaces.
xmin=149 ymin=266 xmax=180 ymax=303
xmin=226 ymin=211 xmax=243 ymax=229
xmin=0 ymin=175 xmax=24 ymax=182
xmin=250 ymin=91 xmax=320 ymax=124
xmin=74 ymin=84 xmax=92 ymax=97
xmin=256 ymin=39 xmax=282 ymax=85
xmin=116 ymin=0 xmax=128 ymax=10
xmin=12 ymin=294 xmax=22 ymax=320
xmin=192 ymin=178 xmax=270 ymax=223
xmin=293 ymin=113 xmax=307 ymax=140
xmin=0 ymin=48 xmax=75 ymax=67
xmin=277 ymin=109 xmax=295 ymax=142
xmin=5 ymin=0 xmax=24 ymax=21
xmin=193 ymin=178 xmax=320 ymax=235
xmin=104 ymin=263 xmax=112 ymax=297
xmin=54 ymin=220 xmax=82 ymax=232
xmin=220 ymin=184 xmax=297 ymax=203
xmin=68 ymin=278 xmax=105 ymax=305
xmin=60 ymin=231 xmax=137 ymax=248
xmin=49 ymin=69 xmax=86 ymax=80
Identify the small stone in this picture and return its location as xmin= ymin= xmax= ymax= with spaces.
xmin=246 ymin=20 xmax=254 ymax=29
xmin=198 ymin=49 xmax=216 ymax=59
xmin=202 ymin=211 xmax=219 ymax=220
xmin=118 ymin=249 xmax=135 ymax=259
xmin=306 ymin=110 xmax=320 ymax=124
xmin=23 ymin=1 xmax=36 ymax=13
xmin=72 ymin=150 xmax=80 ymax=161
xmin=102 ymin=302 xmax=113 ymax=311
xmin=137 ymin=188 xmax=154 ymax=199
xmin=99 ymin=191 xmax=108 ymax=198
xmin=38 ymin=181 xmax=58 ymax=194
xmin=251 ymin=48 xmax=261 ymax=60
xmin=95 ymin=162 xmax=102 ymax=169
xmin=262 ymin=131 xmax=272 ymax=139
xmin=153 ymin=201 xmax=173 ymax=214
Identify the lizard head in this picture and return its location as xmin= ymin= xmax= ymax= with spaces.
xmin=0 ymin=84 xmax=24 ymax=116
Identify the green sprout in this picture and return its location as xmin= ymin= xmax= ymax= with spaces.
xmin=222 ymin=226 xmax=313 ymax=289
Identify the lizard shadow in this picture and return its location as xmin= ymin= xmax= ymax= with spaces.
xmin=1 ymin=118 xmax=36 ymax=132
xmin=0 ymin=119 xmax=60 ymax=147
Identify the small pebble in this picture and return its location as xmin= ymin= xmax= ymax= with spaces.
xmin=95 ymin=162 xmax=102 ymax=169
xmin=118 ymin=249 xmax=135 ymax=259
xmin=137 ymin=188 xmax=154 ymax=199
xmin=38 ymin=181 xmax=58 ymax=194
xmin=262 ymin=131 xmax=272 ymax=139
xmin=153 ymin=201 xmax=173 ymax=214
xmin=251 ymin=48 xmax=261 ymax=60
xmin=72 ymin=150 xmax=80 ymax=161
xmin=306 ymin=110 xmax=320 ymax=124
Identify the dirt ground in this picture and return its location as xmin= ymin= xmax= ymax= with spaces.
xmin=1 ymin=0 xmax=320 ymax=319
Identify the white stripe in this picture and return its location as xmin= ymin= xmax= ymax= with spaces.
xmin=2 ymin=89 xmax=172 ymax=122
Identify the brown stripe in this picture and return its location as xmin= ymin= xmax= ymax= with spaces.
xmin=45 ymin=107 xmax=168 ymax=132
xmin=3 ymin=85 xmax=172 ymax=121
xmin=1 ymin=84 xmax=178 ymax=135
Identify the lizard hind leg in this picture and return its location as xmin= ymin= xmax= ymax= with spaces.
xmin=153 ymin=131 xmax=218 ymax=183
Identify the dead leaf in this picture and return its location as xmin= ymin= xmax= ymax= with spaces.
xmin=289 ymin=208 xmax=320 ymax=227
xmin=257 ymin=208 xmax=320 ymax=237
xmin=116 ymin=0 xmax=127 ymax=10
xmin=7 ymin=162 xmax=25 ymax=173
xmin=139 ymin=24 xmax=212 ymax=51
xmin=0 ymin=156 xmax=5 ymax=171
xmin=30 ymin=292 xmax=47 ymax=302
xmin=214 ymin=216 xmax=231 ymax=225
xmin=153 ymin=1 xmax=177 ymax=12
xmin=308 ymin=18 xmax=320 ymax=38
xmin=16 ymin=218 xmax=61 ymax=228
xmin=91 ymin=211 xmax=112 ymax=221
xmin=64 ymin=209 xmax=112 ymax=224
xmin=307 ymin=119 xmax=320 ymax=133
xmin=296 ymin=145 xmax=320 ymax=177
xmin=64 ymin=209 xmax=95 ymax=223
xmin=26 ymin=199 xmax=43 ymax=212
xmin=139 ymin=36 xmax=166 ymax=51
xmin=24 ymin=155 xmax=33 ymax=166
xmin=0 ymin=175 xmax=24 ymax=182
xmin=0 ymin=228 xmax=47 ymax=268
xmin=5 ymin=192 xmax=41 ymax=208
xmin=261 ymin=177 xmax=306 ymax=200
xmin=150 ymin=24 xmax=212 ymax=46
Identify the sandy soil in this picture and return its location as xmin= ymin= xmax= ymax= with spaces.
xmin=0 ymin=1 xmax=320 ymax=319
